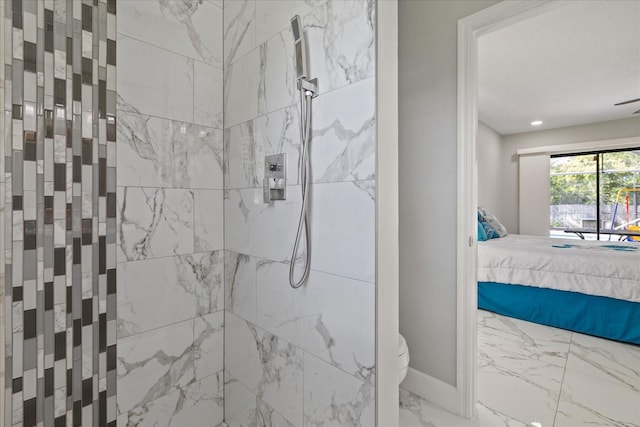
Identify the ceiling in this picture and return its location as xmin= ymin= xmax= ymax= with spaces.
xmin=478 ymin=0 xmax=640 ymax=136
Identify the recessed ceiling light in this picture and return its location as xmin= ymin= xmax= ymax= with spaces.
xmin=531 ymin=120 xmax=543 ymax=126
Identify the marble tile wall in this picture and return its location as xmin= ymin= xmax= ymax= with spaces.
xmin=2 ymin=0 xmax=117 ymax=425
xmin=115 ymin=0 xmax=224 ymax=425
xmin=223 ymin=1 xmax=377 ymax=426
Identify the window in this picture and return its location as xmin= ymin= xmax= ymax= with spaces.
xmin=550 ymin=148 xmax=640 ymax=240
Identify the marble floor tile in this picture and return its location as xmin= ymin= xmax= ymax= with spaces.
xmin=477 ymin=310 xmax=571 ymax=427
xmin=408 ymin=311 xmax=640 ymax=427
xmin=565 ymin=332 xmax=640 ymax=391
xmin=399 ymin=388 xmax=528 ymax=427
xmin=554 ymin=367 xmax=640 ymax=427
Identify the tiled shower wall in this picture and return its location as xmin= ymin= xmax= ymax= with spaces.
xmin=115 ymin=0 xmax=225 ymax=424
xmin=2 ymin=0 xmax=117 ymax=425
xmin=223 ymin=1 xmax=377 ymax=425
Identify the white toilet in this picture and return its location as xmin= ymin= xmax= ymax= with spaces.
xmin=398 ymin=334 xmax=410 ymax=384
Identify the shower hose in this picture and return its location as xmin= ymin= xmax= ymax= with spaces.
xmin=289 ymin=88 xmax=314 ymax=288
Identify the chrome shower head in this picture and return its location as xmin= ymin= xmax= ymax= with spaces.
xmin=291 ymin=15 xmax=307 ymax=81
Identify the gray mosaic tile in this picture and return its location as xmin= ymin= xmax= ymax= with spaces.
xmin=4 ymin=1 xmax=114 ymax=423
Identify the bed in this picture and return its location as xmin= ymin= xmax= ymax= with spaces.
xmin=477 ymin=234 xmax=640 ymax=345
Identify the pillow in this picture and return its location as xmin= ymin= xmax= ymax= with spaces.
xmin=478 ymin=220 xmax=488 ymax=241
xmin=478 ymin=210 xmax=499 ymax=240
xmin=478 ymin=207 xmax=508 ymax=237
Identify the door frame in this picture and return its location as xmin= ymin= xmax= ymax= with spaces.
xmin=376 ymin=0 xmax=399 ymax=425
xmin=456 ymin=0 xmax=566 ymax=418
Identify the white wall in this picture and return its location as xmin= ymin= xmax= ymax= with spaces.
xmin=399 ymin=0 xmax=499 ymax=387
xmin=518 ymin=154 xmax=550 ymax=235
xmin=500 ymin=117 xmax=640 ymax=233
xmin=477 ymin=121 xmax=502 ymax=217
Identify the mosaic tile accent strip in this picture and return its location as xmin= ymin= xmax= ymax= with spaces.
xmin=3 ymin=0 xmax=117 ymax=425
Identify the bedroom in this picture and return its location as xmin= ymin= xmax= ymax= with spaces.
xmin=475 ymin=2 xmax=639 ymax=425
xmin=399 ymin=1 xmax=640 ymax=426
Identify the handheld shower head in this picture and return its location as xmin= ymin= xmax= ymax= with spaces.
xmin=291 ymin=15 xmax=307 ymax=81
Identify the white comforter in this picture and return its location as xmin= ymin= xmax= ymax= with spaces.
xmin=477 ymin=234 xmax=640 ymax=303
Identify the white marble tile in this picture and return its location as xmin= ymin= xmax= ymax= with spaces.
xmin=399 ymin=388 xmax=528 ymax=427
xmin=225 ymin=120 xmax=260 ymax=189
xmin=194 ymin=311 xmax=224 ymax=381
xmin=213 ymin=66 xmax=224 ymax=129
xmin=225 ymin=373 xmax=257 ymax=427
xmin=186 ymin=126 xmax=224 ymax=189
xmin=117 ymin=252 xmax=224 ymax=338
xmin=224 ymin=187 xmax=301 ymax=263
xmin=224 ymin=0 xmax=255 ymax=67
xmin=256 ymin=260 xmax=374 ymax=383
xmin=117 ymin=187 xmax=194 ymax=261
xmin=225 ymin=105 xmax=300 ymax=190
xmin=310 ymin=181 xmax=375 ymax=283
xmin=194 ymin=61 xmax=224 ymax=129
xmin=310 ymin=78 xmax=375 ymax=183
xmin=303 ymin=0 xmax=375 ymax=95
xmin=117 ymin=0 xmax=222 ymax=67
xmin=224 ymin=47 xmax=260 ymax=128
xmin=194 ymin=190 xmax=224 ymax=252
xmin=565 ymin=331 xmax=640 ymax=391
xmin=224 ymin=313 xmax=265 ymax=393
xmin=477 ymin=310 xmax=572 ymax=427
xmin=117 ymin=319 xmax=195 ymax=414
xmin=258 ymin=28 xmax=297 ymax=116
xmin=256 ymin=399 xmax=296 ymax=427
xmin=225 ymin=312 xmax=303 ymax=426
xmin=254 ymin=105 xmax=302 ymax=185
xmin=118 ymin=372 xmax=224 ymax=427
xmin=254 ymin=1 xmax=325 ymax=47
xmin=117 ymin=35 xmax=194 ymax=123
xmin=225 ymin=251 xmax=257 ymax=323
xmin=225 ymin=180 xmax=374 ymax=282
xmin=304 ymin=353 xmax=374 ymax=427
xmin=117 ymin=111 xmax=223 ymax=189
xmin=554 ymin=368 xmax=640 ymax=427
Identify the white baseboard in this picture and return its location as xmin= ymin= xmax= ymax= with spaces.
xmin=401 ymin=367 xmax=462 ymax=416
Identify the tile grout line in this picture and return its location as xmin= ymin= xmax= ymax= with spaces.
xmin=115 ymin=106 xmax=223 ymax=131
xmin=117 ymin=309 xmax=224 ymax=342
xmin=552 ymin=331 xmax=573 ymax=427
xmin=117 ymin=32 xmax=222 ymax=71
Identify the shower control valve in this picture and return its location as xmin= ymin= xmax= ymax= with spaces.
xmin=263 ymin=153 xmax=287 ymax=204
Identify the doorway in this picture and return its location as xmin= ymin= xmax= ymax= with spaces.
xmin=457 ymin=0 xmax=569 ymax=418
xmin=460 ymin=0 xmax=640 ymax=424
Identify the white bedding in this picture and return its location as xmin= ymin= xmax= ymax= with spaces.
xmin=477 ymin=234 xmax=640 ymax=303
